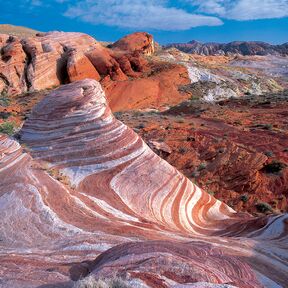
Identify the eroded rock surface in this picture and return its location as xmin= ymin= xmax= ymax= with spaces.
xmin=158 ymin=49 xmax=287 ymax=102
xmin=110 ymin=32 xmax=155 ymax=55
xmin=0 ymin=31 xmax=155 ymax=94
xmin=0 ymin=80 xmax=287 ymax=287
xmin=1 ymin=31 xmax=193 ymax=111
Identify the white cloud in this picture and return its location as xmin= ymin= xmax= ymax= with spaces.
xmin=63 ymin=0 xmax=223 ymax=31
xmin=190 ymin=0 xmax=288 ymax=20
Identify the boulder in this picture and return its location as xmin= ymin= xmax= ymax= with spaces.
xmin=110 ymin=32 xmax=155 ymax=55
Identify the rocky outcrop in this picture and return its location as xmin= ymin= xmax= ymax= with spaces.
xmin=67 ymin=49 xmax=100 ymax=82
xmin=110 ymin=32 xmax=155 ymax=55
xmin=1 ymin=31 xmax=190 ymax=111
xmin=105 ymin=62 xmax=190 ymax=111
xmin=166 ymin=40 xmax=288 ymax=56
xmin=159 ymin=49 xmax=287 ymax=102
xmin=0 ymin=32 xmax=99 ymax=94
xmin=85 ymin=241 xmax=261 ymax=288
xmin=20 ymin=79 xmax=235 ymax=236
xmin=0 ymin=35 xmax=27 ymax=95
xmin=124 ymin=92 xmax=288 ymax=215
xmin=0 ymin=80 xmax=287 ymax=287
xmin=0 ymin=31 xmax=155 ymax=96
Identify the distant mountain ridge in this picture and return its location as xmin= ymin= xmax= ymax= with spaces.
xmin=165 ymin=40 xmax=288 ymax=56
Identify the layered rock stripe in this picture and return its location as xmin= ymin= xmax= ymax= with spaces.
xmin=0 ymin=79 xmax=287 ymax=287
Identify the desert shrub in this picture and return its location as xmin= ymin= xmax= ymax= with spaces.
xmin=176 ymin=118 xmax=185 ymax=123
xmin=136 ymin=123 xmax=145 ymax=129
xmin=133 ymin=111 xmax=146 ymax=117
xmin=0 ymin=91 xmax=11 ymax=107
xmin=186 ymin=136 xmax=195 ymax=141
xmin=233 ymin=120 xmax=242 ymax=125
xmin=218 ymin=147 xmax=225 ymax=153
xmin=113 ymin=112 xmax=123 ymax=119
xmin=208 ymin=191 xmax=215 ymax=196
xmin=270 ymin=199 xmax=278 ymax=207
xmin=0 ymin=121 xmax=16 ymax=135
xmin=264 ymin=124 xmax=273 ymax=130
xmin=178 ymin=147 xmax=187 ymax=154
xmin=255 ymin=202 xmax=273 ymax=213
xmin=256 ymin=123 xmax=273 ymax=130
xmin=73 ymin=276 xmax=131 ymax=288
xmin=0 ymin=111 xmax=11 ymax=120
xmin=264 ymin=151 xmax=274 ymax=157
xmin=240 ymin=194 xmax=249 ymax=203
xmin=198 ymin=162 xmax=207 ymax=171
xmin=262 ymin=161 xmax=286 ymax=174
xmin=190 ymin=171 xmax=198 ymax=178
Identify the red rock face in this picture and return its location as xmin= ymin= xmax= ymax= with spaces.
xmin=0 ymin=32 xmax=100 ymax=94
xmin=110 ymin=32 xmax=155 ymax=55
xmin=0 ymin=31 xmax=155 ymax=95
xmin=0 ymin=79 xmax=286 ymax=287
xmin=105 ymin=63 xmax=190 ymax=111
xmin=67 ymin=49 xmax=100 ymax=82
xmin=20 ymin=31 xmax=100 ymax=90
xmin=124 ymin=97 xmax=288 ymax=215
xmin=0 ymin=36 xmax=27 ymax=95
xmin=1 ymin=31 xmax=191 ymax=112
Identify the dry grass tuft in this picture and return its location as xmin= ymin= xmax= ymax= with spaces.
xmin=73 ymin=276 xmax=131 ymax=288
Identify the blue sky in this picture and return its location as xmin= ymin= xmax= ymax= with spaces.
xmin=1 ymin=0 xmax=288 ymax=44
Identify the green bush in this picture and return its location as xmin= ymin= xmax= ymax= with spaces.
xmin=255 ymin=202 xmax=273 ymax=213
xmin=178 ymin=147 xmax=187 ymax=154
xmin=256 ymin=123 xmax=273 ymax=130
xmin=0 ymin=121 xmax=16 ymax=135
xmin=264 ymin=151 xmax=274 ymax=157
xmin=198 ymin=162 xmax=207 ymax=171
xmin=262 ymin=161 xmax=286 ymax=174
xmin=136 ymin=123 xmax=145 ymax=129
xmin=0 ymin=112 xmax=11 ymax=120
xmin=240 ymin=194 xmax=249 ymax=203
xmin=0 ymin=91 xmax=11 ymax=107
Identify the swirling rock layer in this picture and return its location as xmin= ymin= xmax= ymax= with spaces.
xmin=0 ymin=79 xmax=287 ymax=287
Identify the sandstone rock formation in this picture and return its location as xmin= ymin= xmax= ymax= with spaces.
xmin=105 ymin=62 xmax=190 ymax=111
xmin=159 ymin=49 xmax=287 ymax=102
xmin=110 ymin=32 xmax=155 ymax=55
xmin=0 ymin=79 xmax=287 ymax=287
xmin=0 ymin=31 xmax=155 ymax=96
xmin=67 ymin=49 xmax=100 ymax=82
xmin=0 ymin=35 xmax=27 ymax=95
xmin=120 ymin=92 xmax=288 ymax=215
xmin=1 ymin=31 xmax=191 ymax=111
